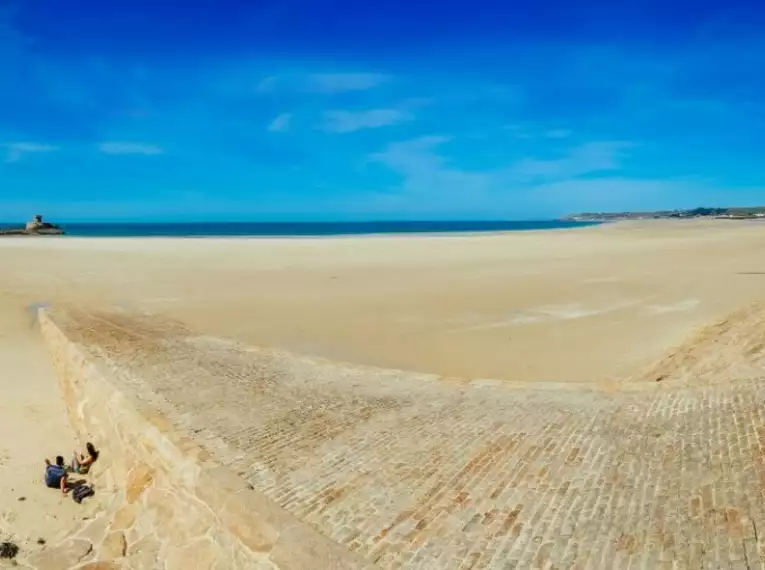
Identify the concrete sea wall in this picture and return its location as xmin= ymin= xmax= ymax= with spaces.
xmin=28 ymin=310 xmax=366 ymax=570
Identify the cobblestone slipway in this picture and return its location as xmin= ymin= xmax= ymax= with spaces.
xmin=41 ymin=310 xmax=765 ymax=569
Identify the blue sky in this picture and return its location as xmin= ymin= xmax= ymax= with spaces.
xmin=1 ymin=0 xmax=764 ymax=221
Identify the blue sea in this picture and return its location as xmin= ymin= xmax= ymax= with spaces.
xmin=0 ymin=220 xmax=597 ymax=237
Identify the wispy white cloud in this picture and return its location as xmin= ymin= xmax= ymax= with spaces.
xmin=305 ymin=73 xmax=389 ymax=93
xmin=503 ymin=125 xmax=571 ymax=139
xmin=268 ymin=113 xmax=292 ymax=132
xmin=321 ymin=109 xmax=411 ymax=133
xmin=98 ymin=142 xmax=163 ymax=155
xmin=372 ymin=136 xmax=490 ymax=200
xmin=257 ymin=72 xmax=389 ymax=94
xmin=511 ymin=141 xmax=632 ymax=181
xmin=372 ymin=136 xmax=451 ymax=171
xmin=545 ymin=129 xmax=572 ymax=139
xmin=3 ymin=142 xmax=57 ymax=163
xmin=255 ymin=75 xmax=280 ymax=92
xmin=374 ymin=138 xmax=631 ymax=189
xmin=370 ymin=137 xmax=640 ymax=216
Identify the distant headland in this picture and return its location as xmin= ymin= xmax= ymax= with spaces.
xmin=0 ymin=215 xmax=65 ymax=236
xmin=564 ymin=206 xmax=765 ymax=222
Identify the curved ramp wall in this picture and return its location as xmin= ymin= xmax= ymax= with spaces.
xmin=35 ymin=309 xmax=366 ymax=570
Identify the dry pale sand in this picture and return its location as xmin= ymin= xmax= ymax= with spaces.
xmin=3 ymin=218 xmax=765 ymax=550
xmin=2 ymin=219 xmax=765 ymax=385
xmin=0 ymin=299 xmax=82 ymax=555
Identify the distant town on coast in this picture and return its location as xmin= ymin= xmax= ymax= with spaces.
xmin=564 ymin=206 xmax=765 ymax=222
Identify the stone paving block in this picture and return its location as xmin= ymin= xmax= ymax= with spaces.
xmin=99 ymin=532 xmax=126 ymax=559
xmin=26 ymin=538 xmax=93 ymax=570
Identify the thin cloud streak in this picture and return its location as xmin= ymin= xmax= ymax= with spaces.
xmin=545 ymin=129 xmax=572 ymax=138
xmin=305 ymin=73 xmax=389 ymax=93
xmin=257 ymin=72 xmax=389 ymax=94
xmin=268 ymin=113 xmax=292 ymax=132
xmin=3 ymin=142 xmax=57 ymax=163
xmin=321 ymin=109 xmax=411 ymax=133
xmin=98 ymin=142 xmax=164 ymax=155
xmin=371 ymin=136 xmax=641 ymax=216
xmin=511 ymin=141 xmax=632 ymax=181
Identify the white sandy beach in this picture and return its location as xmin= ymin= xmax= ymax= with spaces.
xmin=3 ymin=219 xmax=765 ymax=384
xmin=3 ymin=218 xmax=765 ymax=550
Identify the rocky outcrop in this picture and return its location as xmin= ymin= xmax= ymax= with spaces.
xmin=0 ymin=215 xmax=64 ymax=236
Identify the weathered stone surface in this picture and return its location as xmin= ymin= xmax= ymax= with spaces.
xmin=197 ymin=467 xmax=292 ymax=530
xmin=165 ymin=539 xmax=220 ymax=570
xmin=207 ymin=527 xmax=276 ymax=570
xmin=218 ymin=495 xmax=279 ymax=553
xmin=78 ymin=562 xmax=124 ymax=570
xmin=125 ymin=465 xmax=154 ymax=504
xmin=26 ymin=538 xmax=92 ymax=570
xmin=77 ymin=515 xmax=110 ymax=545
xmin=109 ymin=504 xmax=137 ymax=531
xmin=195 ymin=466 xmax=249 ymax=506
xmin=125 ymin=535 xmax=161 ymax=568
xmin=144 ymin=488 xmax=175 ymax=530
xmin=271 ymin=525 xmax=365 ymax=570
xmin=166 ymin=502 xmax=217 ymax=547
xmin=99 ymin=532 xmax=126 ymax=559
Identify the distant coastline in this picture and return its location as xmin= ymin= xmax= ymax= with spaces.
xmin=564 ymin=206 xmax=765 ymax=222
xmin=0 ymin=220 xmax=599 ymax=238
xmin=7 ymin=211 xmax=764 ymax=237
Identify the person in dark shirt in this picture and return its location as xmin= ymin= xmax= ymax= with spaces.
xmin=44 ymin=456 xmax=68 ymax=494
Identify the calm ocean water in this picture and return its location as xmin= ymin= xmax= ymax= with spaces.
xmin=0 ymin=221 xmax=598 ymax=237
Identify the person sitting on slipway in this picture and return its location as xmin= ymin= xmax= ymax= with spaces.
xmin=70 ymin=442 xmax=99 ymax=475
xmin=44 ymin=456 xmax=68 ymax=495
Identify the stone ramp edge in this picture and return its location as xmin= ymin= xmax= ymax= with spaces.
xmin=35 ymin=308 xmax=371 ymax=570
